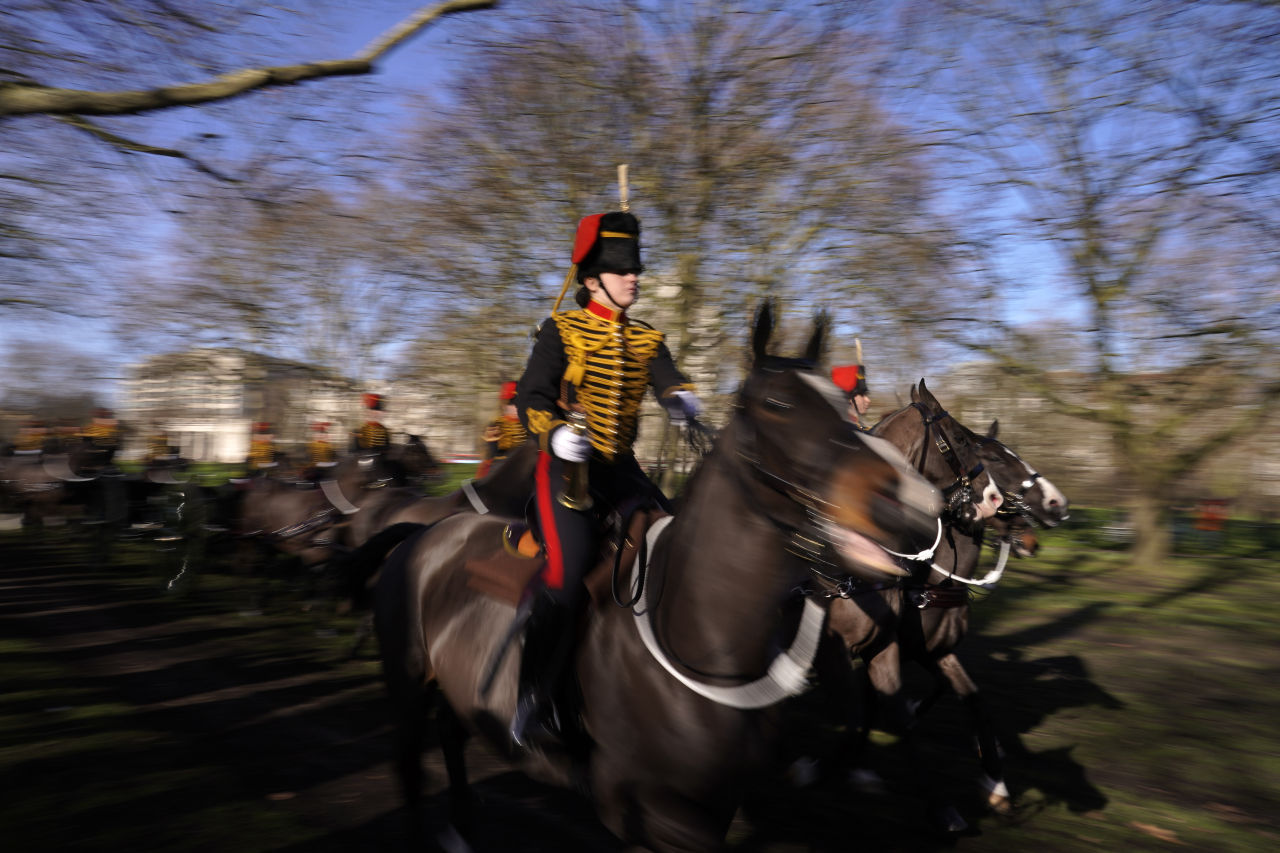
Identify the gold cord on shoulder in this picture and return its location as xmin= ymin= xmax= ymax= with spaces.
xmin=551 ymin=264 xmax=578 ymax=315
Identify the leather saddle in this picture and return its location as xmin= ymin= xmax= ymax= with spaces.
xmin=464 ymin=501 xmax=670 ymax=610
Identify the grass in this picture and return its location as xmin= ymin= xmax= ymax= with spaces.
xmin=0 ymin=534 xmax=381 ymax=853
xmin=924 ymin=524 xmax=1280 ymax=851
xmin=2 ymin=519 xmax=1278 ymax=851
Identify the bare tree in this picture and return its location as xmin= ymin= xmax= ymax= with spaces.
xmin=0 ymin=2 xmax=496 ymax=117
xmin=389 ymin=1 xmax=955 ymax=417
xmin=0 ymin=1 xmax=496 ymax=314
xmin=873 ymin=0 xmax=1280 ymax=565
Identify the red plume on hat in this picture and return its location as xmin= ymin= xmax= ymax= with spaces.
xmin=831 ymin=339 xmax=868 ymax=398
xmin=363 ymin=393 xmax=383 ymax=411
xmin=572 ymin=214 xmax=606 ymax=265
xmin=499 ymin=381 xmax=518 ymax=401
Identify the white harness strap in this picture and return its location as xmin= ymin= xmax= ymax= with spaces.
xmin=461 ymin=479 xmax=489 ymax=514
xmin=632 ymin=517 xmax=825 ymax=709
xmin=43 ymin=455 xmax=94 ymax=483
xmin=928 ymin=538 xmax=1010 ymax=589
xmin=319 ymin=479 xmax=361 ymax=515
xmin=884 ymin=517 xmax=943 ymax=562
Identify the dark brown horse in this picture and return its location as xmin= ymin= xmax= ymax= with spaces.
xmin=343 ymin=439 xmax=536 ymax=553
xmin=355 ymin=303 xmax=944 ymax=851
xmin=338 ymin=440 xmax=540 ymax=655
xmin=815 ymin=398 xmax=1069 ymax=829
xmin=0 ymin=440 xmax=100 ymax=529
xmin=236 ymin=451 xmax=401 ymax=569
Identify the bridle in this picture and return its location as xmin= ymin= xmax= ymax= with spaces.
xmin=730 ymin=377 xmax=869 ymax=582
xmin=903 ymin=402 xmax=987 ymax=528
xmin=977 ymin=435 xmax=1046 ymax=526
xmin=729 ymin=372 xmax=941 ymax=587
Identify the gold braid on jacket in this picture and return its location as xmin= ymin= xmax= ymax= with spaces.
xmin=358 ymin=420 xmax=389 ymax=450
xmin=519 ymin=302 xmax=693 ymax=461
xmin=491 ymin=416 xmax=527 ymax=454
xmin=248 ymin=439 xmax=275 ymax=468
xmin=308 ymin=438 xmax=335 ymax=465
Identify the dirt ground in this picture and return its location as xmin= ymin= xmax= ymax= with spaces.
xmin=2 ymin=535 xmax=645 ymax=852
xmin=4 ymin=531 xmax=1275 ymax=852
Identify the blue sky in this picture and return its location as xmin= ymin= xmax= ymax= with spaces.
xmin=1 ymin=2 xmax=483 ymax=407
xmin=10 ymin=0 xmax=1240 ymax=408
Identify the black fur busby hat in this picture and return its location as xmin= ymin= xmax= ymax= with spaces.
xmin=572 ymin=211 xmax=642 ymax=306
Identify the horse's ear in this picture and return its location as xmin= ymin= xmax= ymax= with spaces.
xmin=909 ymin=382 xmax=920 ymax=403
xmin=987 ymin=420 xmax=999 ymax=439
xmin=751 ymin=300 xmax=775 ymax=363
xmin=803 ymin=311 xmax=829 ymax=363
xmin=917 ymin=378 xmax=939 ymax=407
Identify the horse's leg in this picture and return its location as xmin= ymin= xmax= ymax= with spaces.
xmin=908 ymin=660 xmax=950 ymax=719
xmin=802 ymin=632 xmax=871 ymax=787
xmin=867 ymin=644 xmax=969 ymax=834
xmin=388 ymin=678 xmax=434 ymax=847
xmin=435 ymin=697 xmax=476 ymax=844
xmin=617 ymin=785 xmax=734 ymax=853
xmin=930 ymin=652 xmax=1013 ymax=816
xmin=348 ymin=611 xmax=375 ymax=659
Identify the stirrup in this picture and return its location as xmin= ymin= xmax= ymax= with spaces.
xmin=510 ymin=694 xmax=561 ymax=749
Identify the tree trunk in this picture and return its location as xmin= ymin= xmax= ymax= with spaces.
xmin=1129 ymin=491 xmax=1170 ymax=570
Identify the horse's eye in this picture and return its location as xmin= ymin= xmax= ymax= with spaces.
xmin=764 ymin=397 xmax=793 ymax=411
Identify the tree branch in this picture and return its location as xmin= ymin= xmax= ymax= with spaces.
xmin=0 ymin=1 xmax=497 ymax=118
xmin=55 ymin=115 xmax=239 ymax=182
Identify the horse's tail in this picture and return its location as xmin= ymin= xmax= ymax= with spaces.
xmin=341 ymin=521 xmax=431 ymax=608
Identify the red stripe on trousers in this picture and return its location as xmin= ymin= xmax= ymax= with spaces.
xmin=535 ymin=450 xmax=565 ymax=589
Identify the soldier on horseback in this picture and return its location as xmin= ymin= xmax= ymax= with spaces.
xmin=308 ymin=421 xmax=336 ymax=466
xmin=476 ymin=381 xmax=527 ymax=478
xmin=81 ymin=407 xmax=120 ymax=465
xmin=832 ymin=342 xmax=872 ymax=430
xmin=144 ymin=425 xmax=173 ymax=466
xmin=14 ymin=418 xmax=48 ymax=454
xmin=354 ymin=393 xmax=390 ymax=453
xmin=246 ymin=421 xmax=277 ymax=473
xmin=510 ymin=209 xmax=702 ymax=748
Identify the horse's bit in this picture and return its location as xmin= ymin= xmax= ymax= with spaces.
xmin=978 ymin=437 xmax=1044 ymax=525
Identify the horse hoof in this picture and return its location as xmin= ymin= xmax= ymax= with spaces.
xmin=436 ymin=824 xmax=473 ymax=853
xmin=933 ymin=805 xmax=968 ymax=834
xmin=848 ymin=767 xmax=887 ymax=793
xmin=988 ymin=792 xmax=1016 ymax=816
xmin=785 ymin=756 xmax=821 ymax=788
xmin=982 ymin=775 xmax=1014 ymax=815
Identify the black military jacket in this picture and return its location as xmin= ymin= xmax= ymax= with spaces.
xmin=517 ymin=300 xmax=692 ymax=461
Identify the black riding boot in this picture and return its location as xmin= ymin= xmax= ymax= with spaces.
xmin=510 ymin=592 xmax=572 ymax=749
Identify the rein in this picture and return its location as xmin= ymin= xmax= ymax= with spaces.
xmin=926 ymin=536 xmax=1011 ymax=589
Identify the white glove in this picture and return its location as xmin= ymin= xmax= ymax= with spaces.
xmin=667 ymin=390 xmax=703 ymax=424
xmin=550 ymin=424 xmax=592 ymax=462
